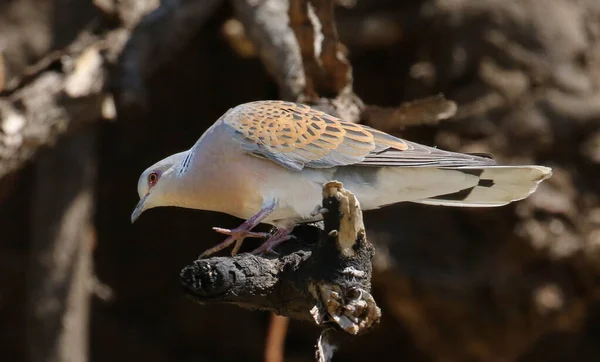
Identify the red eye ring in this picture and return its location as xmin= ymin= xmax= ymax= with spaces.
xmin=148 ymin=172 xmax=159 ymax=187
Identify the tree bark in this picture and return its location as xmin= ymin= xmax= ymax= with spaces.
xmin=181 ymin=181 xmax=381 ymax=336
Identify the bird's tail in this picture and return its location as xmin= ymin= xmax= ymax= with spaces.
xmin=413 ymin=165 xmax=552 ymax=207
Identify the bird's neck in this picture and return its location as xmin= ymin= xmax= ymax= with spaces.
xmin=168 ymin=144 xmax=247 ymax=217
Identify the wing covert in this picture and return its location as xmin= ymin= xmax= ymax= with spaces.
xmin=219 ymin=100 xmax=495 ymax=171
xmin=221 ymin=100 xmax=406 ymax=171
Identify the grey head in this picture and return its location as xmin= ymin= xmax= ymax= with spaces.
xmin=131 ymin=151 xmax=188 ymax=223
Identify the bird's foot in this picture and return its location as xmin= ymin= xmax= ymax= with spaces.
xmin=250 ymin=228 xmax=295 ymax=255
xmin=198 ymin=226 xmax=269 ymax=259
xmin=212 ymin=227 xmax=269 ymax=240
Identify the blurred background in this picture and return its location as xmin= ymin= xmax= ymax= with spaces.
xmin=1 ymin=0 xmax=600 ymax=361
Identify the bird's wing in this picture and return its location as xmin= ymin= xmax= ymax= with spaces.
xmin=359 ymin=137 xmax=497 ymax=167
xmin=220 ymin=100 xmax=496 ymax=171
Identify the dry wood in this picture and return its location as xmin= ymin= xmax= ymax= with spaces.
xmin=180 ymin=182 xmax=381 ymax=350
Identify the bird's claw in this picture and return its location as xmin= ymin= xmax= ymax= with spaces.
xmin=211 ymin=227 xmax=269 ymax=239
xmin=199 ymin=223 xmax=295 ymax=259
xmin=250 ymin=234 xmax=296 ymax=255
xmin=198 ymin=226 xmax=270 ymax=259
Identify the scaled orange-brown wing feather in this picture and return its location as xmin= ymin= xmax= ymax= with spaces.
xmin=221 ymin=100 xmax=495 ymax=171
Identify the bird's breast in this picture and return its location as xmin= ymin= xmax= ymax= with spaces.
xmin=186 ymin=125 xmax=332 ymax=225
xmin=228 ymin=153 xmax=330 ymax=225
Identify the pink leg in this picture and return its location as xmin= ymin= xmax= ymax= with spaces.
xmin=250 ymin=227 xmax=295 ymax=255
xmin=198 ymin=201 xmax=276 ymax=258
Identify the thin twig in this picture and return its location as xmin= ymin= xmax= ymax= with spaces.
xmin=265 ymin=314 xmax=290 ymax=362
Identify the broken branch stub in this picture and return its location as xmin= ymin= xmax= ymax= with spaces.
xmin=308 ymin=181 xmax=379 ymax=335
xmin=180 ymin=181 xmax=381 ymax=335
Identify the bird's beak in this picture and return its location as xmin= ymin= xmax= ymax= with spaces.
xmin=131 ymin=194 xmax=149 ymax=223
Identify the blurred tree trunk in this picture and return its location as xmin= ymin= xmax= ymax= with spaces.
xmin=27 ymin=128 xmax=96 ymax=362
xmin=0 ymin=0 xmax=598 ymax=361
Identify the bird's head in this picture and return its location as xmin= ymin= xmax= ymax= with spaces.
xmin=131 ymin=151 xmax=188 ymax=223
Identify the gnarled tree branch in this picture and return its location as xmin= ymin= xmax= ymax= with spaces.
xmin=180 ymin=181 xmax=381 ymax=336
xmin=0 ymin=0 xmax=224 ymax=182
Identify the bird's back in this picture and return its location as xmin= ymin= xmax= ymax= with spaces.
xmin=185 ymin=101 xmax=551 ymax=226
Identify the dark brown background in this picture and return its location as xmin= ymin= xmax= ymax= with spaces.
xmin=1 ymin=0 xmax=600 ymax=361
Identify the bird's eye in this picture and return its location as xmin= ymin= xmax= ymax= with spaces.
xmin=148 ymin=172 xmax=159 ymax=187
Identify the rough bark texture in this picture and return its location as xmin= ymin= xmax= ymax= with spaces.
xmin=181 ymin=181 xmax=379 ymax=334
xmin=1 ymin=0 xmax=600 ymax=362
